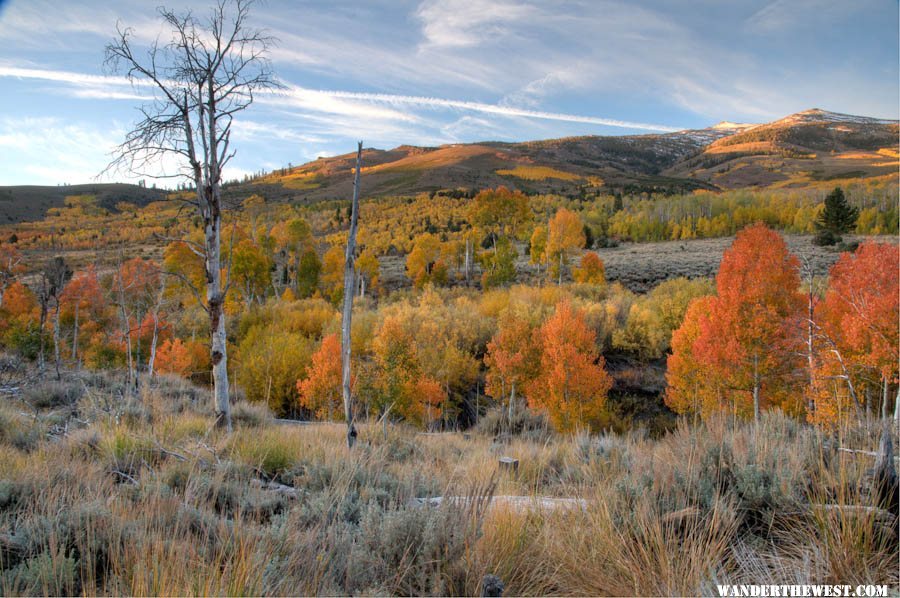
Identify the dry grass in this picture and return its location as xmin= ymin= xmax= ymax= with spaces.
xmin=495 ymin=165 xmax=584 ymax=181
xmin=0 ymin=372 xmax=897 ymax=596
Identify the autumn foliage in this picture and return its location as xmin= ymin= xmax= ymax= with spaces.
xmin=809 ymin=242 xmax=899 ymax=425
xmin=666 ymin=224 xmax=804 ymax=420
xmin=526 ymin=301 xmax=613 ymax=432
xmin=297 ymin=333 xmax=345 ymax=420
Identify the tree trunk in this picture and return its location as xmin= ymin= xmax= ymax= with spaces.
xmin=204 ymin=188 xmax=231 ymax=431
xmin=894 ymin=383 xmax=899 ymax=422
xmin=53 ymin=300 xmax=62 ymax=380
xmin=558 ymin=253 xmax=563 ymax=286
xmin=340 ymin=142 xmax=363 ymax=449
xmin=464 ymin=238 xmax=471 ymax=286
xmin=882 ymin=376 xmax=889 ymax=419
xmin=508 ymin=381 xmax=516 ymax=430
xmin=147 ymin=278 xmax=166 ymax=378
xmin=752 ymin=354 xmax=760 ymax=421
xmin=806 ymin=281 xmax=815 ymax=415
xmin=71 ymin=304 xmax=79 ymax=363
xmin=38 ymin=302 xmax=47 ymax=371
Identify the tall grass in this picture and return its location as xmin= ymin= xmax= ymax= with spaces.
xmin=0 ymin=373 xmax=896 ymax=595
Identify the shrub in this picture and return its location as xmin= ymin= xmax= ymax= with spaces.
xmin=812 ymin=229 xmax=840 ymax=246
xmin=23 ymin=380 xmax=84 ymax=409
xmin=474 ymin=405 xmax=552 ymax=443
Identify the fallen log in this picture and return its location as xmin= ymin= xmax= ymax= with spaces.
xmin=250 ymin=478 xmax=302 ymax=499
xmin=410 ymin=495 xmax=587 ymax=512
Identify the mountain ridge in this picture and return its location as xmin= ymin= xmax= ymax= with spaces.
xmin=1 ymin=109 xmax=897 ymax=223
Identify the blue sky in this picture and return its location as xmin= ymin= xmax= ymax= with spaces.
xmin=0 ymin=0 xmax=897 ymax=186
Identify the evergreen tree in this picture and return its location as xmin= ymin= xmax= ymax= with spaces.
xmin=814 ymin=187 xmax=858 ymax=245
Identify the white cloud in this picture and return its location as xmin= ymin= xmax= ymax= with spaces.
xmin=0 ymin=66 xmax=682 ymax=131
xmin=415 ymin=0 xmax=538 ymax=48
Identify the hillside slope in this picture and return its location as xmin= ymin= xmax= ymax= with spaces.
xmin=665 ymin=109 xmax=899 ymax=189
xmin=3 ymin=109 xmax=897 ymax=223
xmin=0 ymin=183 xmax=167 ymax=224
xmin=241 ymin=126 xmax=750 ymax=203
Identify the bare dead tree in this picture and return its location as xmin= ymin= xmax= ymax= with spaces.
xmin=104 ymin=0 xmax=279 ymax=430
xmin=341 ymin=142 xmax=363 ymax=449
xmin=35 ymin=257 xmax=72 ymax=377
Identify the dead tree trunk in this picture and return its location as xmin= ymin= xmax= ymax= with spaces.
xmin=104 ymin=0 xmax=278 ymax=431
xmin=873 ymin=423 xmax=898 ymax=513
xmin=52 ymin=299 xmax=62 ymax=380
xmin=147 ymin=277 xmax=167 ymax=378
xmin=341 ymin=142 xmax=363 ymax=449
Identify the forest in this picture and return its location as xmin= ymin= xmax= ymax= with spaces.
xmin=1 ymin=184 xmax=897 ymax=433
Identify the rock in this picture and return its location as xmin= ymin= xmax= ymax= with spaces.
xmin=481 ymin=574 xmax=504 ymax=597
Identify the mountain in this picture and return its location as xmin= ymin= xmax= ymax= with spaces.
xmin=3 ymin=109 xmax=897 ymax=224
xmin=664 ymin=109 xmax=899 ymax=188
xmin=241 ymin=109 xmax=896 ymax=202
xmin=238 ymin=124 xmax=749 ymax=204
xmin=0 ymin=183 xmax=167 ymax=224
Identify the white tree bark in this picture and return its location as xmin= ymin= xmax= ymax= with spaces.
xmin=340 ymin=142 xmax=363 ymax=448
xmin=147 ymin=277 xmax=167 ymax=378
xmin=104 ymin=0 xmax=277 ymax=430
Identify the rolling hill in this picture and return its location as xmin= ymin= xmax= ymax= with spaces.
xmin=2 ymin=109 xmax=897 ymax=224
xmin=664 ymin=109 xmax=899 ymax=189
xmin=245 ymin=108 xmax=896 ymax=203
xmin=0 ymin=183 xmax=167 ymax=224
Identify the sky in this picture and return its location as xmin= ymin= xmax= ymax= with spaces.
xmin=0 ymin=0 xmax=897 ymax=186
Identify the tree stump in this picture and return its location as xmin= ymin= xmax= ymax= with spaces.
xmin=873 ymin=423 xmax=898 ymax=513
xmin=498 ymin=456 xmax=519 ymax=474
xmin=481 ymin=574 xmax=504 ymax=597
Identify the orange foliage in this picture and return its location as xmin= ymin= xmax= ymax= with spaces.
xmin=572 ymin=252 xmax=606 ymax=285
xmin=811 ymin=242 xmax=899 ymax=425
xmin=526 ymin=301 xmax=612 ymax=432
xmin=297 ymin=333 xmax=345 ymax=420
xmin=484 ymin=312 xmax=538 ymax=407
xmin=665 ymin=296 xmax=719 ymax=418
xmin=667 ymin=224 xmax=804 ymax=420
xmin=155 ymin=338 xmax=193 ymax=377
xmin=2 ymin=281 xmax=38 ymax=320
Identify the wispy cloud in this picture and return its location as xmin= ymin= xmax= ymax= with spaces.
xmin=0 ymin=66 xmax=682 ymax=131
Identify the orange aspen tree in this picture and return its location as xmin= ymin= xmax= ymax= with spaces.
xmin=693 ymin=223 xmax=805 ymax=420
xmin=814 ymin=242 xmax=899 ymax=423
xmin=484 ymin=312 xmax=539 ymax=426
xmin=547 ymin=208 xmax=585 ymax=284
xmin=527 ymin=301 xmax=613 ymax=432
xmin=297 ymin=333 xmax=345 ymax=421
xmin=572 ymin=251 xmax=606 ymax=285
xmin=665 ymin=295 xmax=719 ymax=419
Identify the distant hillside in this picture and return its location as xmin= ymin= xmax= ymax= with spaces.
xmin=235 ymin=125 xmax=750 ymax=204
xmin=4 ymin=109 xmax=897 ymax=223
xmin=234 ymin=109 xmax=896 ymax=202
xmin=0 ymin=183 xmax=167 ymax=224
xmin=665 ymin=109 xmax=899 ymax=189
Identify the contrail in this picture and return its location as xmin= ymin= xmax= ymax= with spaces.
xmin=0 ymin=66 xmax=683 ymax=132
xmin=274 ymin=85 xmax=682 ymax=132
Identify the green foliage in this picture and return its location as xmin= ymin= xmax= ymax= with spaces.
xmin=235 ymin=324 xmax=315 ymax=416
xmin=814 ymin=186 xmax=859 ymax=244
xmin=478 ymin=236 xmax=518 ymax=289
xmin=295 ymin=248 xmax=321 ymax=298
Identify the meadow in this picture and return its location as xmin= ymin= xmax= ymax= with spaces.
xmin=0 ymin=369 xmax=897 ymax=596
